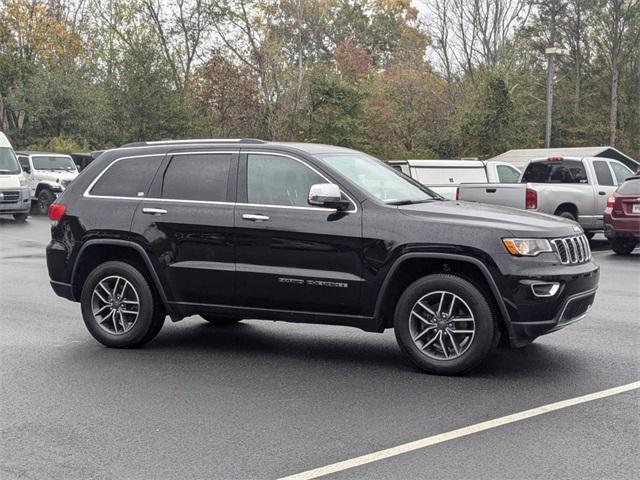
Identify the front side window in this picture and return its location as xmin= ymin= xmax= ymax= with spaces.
xmin=522 ymin=160 xmax=587 ymax=184
xmin=610 ymin=161 xmax=633 ymax=185
xmin=32 ymin=155 xmax=76 ymax=171
xmin=90 ymin=156 xmax=164 ymax=197
xmin=18 ymin=156 xmax=29 ymax=170
xmin=317 ymin=153 xmax=440 ymax=205
xmin=593 ymin=160 xmax=614 ymax=186
xmin=497 ymin=165 xmax=521 ymax=183
xmin=162 ymin=153 xmax=232 ymax=202
xmin=247 ymin=154 xmax=324 ymax=207
xmin=0 ymin=148 xmax=21 ymax=174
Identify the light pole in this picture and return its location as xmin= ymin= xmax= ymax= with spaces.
xmin=544 ymin=46 xmax=569 ymax=148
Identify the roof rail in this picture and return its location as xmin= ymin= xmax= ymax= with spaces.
xmin=120 ymin=138 xmax=267 ymax=148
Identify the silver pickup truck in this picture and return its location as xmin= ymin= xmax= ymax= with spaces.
xmin=457 ymin=156 xmax=634 ymax=236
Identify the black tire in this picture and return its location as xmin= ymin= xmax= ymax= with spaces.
xmin=201 ymin=315 xmax=242 ymax=326
xmin=556 ymin=210 xmax=577 ymax=222
xmin=37 ymin=189 xmax=55 ymax=215
xmin=394 ymin=274 xmax=496 ymax=375
xmin=13 ymin=213 xmax=28 ymax=223
xmin=610 ymin=238 xmax=637 ymax=255
xmin=81 ymin=261 xmax=165 ymax=347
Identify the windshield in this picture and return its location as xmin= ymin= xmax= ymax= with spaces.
xmin=316 ymin=153 xmax=442 ymax=204
xmin=0 ymin=147 xmax=21 ymax=175
xmin=32 ymin=155 xmax=76 ymax=171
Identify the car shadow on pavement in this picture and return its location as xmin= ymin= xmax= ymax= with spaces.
xmin=125 ymin=319 xmax=589 ymax=380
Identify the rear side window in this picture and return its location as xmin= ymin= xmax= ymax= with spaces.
xmin=610 ymin=161 xmax=633 ymax=185
xmin=497 ymin=165 xmax=521 ymax=183
xmin=162 ymin=153 xmax=232 ymax=202
xmin=90 ymin=156 xmax=163 ymax=197
xmin=618 ymin=179 xmax=640 ymax=195
xmin=593 ymin=161 xmax=614 ymax=186
xmin=521 ymin=161 xmax=587 ymax=184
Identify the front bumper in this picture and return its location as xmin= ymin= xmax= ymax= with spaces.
xmin=493 ymin=257 xmax=600 ymax=344
xmin=0 ymin=187 xmax=31 ymax=214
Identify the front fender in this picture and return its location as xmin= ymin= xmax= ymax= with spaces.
xmin=372 ymin=252 xmax=514 ymax=337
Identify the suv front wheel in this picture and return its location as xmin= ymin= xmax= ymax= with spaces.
xmin=394 ymin=274 xmax=496 ymax=375
xmin=80 ymin=261 xmax=165 ymax=347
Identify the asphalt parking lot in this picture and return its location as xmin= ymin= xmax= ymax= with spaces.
xmin=1 ymin=215 xmax=639 ymax=480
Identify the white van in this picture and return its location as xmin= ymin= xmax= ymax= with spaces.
xmin=0 ymin=132 xmax=30 ymax=222
xmin=388 ymin=159 xmax=521 ymax=200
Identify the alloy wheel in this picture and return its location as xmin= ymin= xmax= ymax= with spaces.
xmin=409 ymin=290 xmax=476 ymax=360
xmin=91 ymin=275 xmax=140 ymax=334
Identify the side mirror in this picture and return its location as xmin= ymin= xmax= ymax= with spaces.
xmin=22 ymin=166 xmax=30 ymax=174
xmin=308 ymin=183 xmax=350 ymax=210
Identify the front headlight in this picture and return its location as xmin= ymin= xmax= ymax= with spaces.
xmin=502 ymin=238 xmax=552 ymax=256
xmin=19 ymin=174 xmax=28 ymax=186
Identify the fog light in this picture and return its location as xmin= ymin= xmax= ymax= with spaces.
xmin=530 ymin=282 xmax=560 ymax=298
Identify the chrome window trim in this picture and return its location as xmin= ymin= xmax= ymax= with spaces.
xmin=241 ymin=150 xmax=358 ymax=213
xmin=83 ymin=151 xmax=359 ymax=213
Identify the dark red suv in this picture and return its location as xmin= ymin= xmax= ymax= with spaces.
xmin=604 ymin=177 xmax=640 ymax=255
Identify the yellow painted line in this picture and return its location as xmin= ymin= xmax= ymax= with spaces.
xmin=277 ymin=381 xmax=640 ymax=480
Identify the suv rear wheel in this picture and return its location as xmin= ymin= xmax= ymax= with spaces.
xmin=201 ymin=315 xmax=242 ymax=326
xmin=394 ymin=274 xmax=496 ymax=375
xmin=80 ymin=261 xmax=165 ymax=347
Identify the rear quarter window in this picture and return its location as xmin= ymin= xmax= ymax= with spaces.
xmin=522 ymin=160 xmax=588 ymax=184
xmin=90 ymin=156 xmax=164 ymax=197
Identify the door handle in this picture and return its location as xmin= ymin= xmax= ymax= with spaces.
xmin=486 ymin=188 xmax=496 ymax=193
xmin=598 ymin=191 xmax=606 ymax=195
xmin=142 ymin=207 xmax=167 ymax=215
xmin=242 ymin=213 xmax=270 ymax=222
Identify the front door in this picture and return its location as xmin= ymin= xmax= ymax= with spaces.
xmin=131 ymin=151 xmax=238 ymax=306
xmin=235 ymin=152 xmax=363 ymax=315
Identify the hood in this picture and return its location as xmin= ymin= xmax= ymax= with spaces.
xmin=36 ymin=170 xmax=78 ymax=183
xmin=399 ymin=200 xmax=581 ymax=238
xmin=0 ymin=174 xmax=25 ymax=189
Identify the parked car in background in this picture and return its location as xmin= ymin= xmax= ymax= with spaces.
xmin=71 ymin=151 xmax=104 ymax=171
xmin=604 ymin=176 xmax=640 ymax=255
xmin=47 ymin=139 xmax=599 ymax=375
xmin=17 ymin=151 xmax=79 ymax=214
xmin=457 ymin=156 xmax=635 ymax=237
xmin=0 ymin=132 xmax=31 ymax=222
xmin=388 ymin=159 xmax=521 ymax=199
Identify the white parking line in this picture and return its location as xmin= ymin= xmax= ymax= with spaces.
xmin=277 ymin=381 xmax=640 ymax=480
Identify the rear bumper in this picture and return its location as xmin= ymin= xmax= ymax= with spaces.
xmin=604 ymin=222 xmax=640 ymax=239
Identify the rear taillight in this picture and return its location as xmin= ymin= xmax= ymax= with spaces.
xmin=48 ymin=203 xmax=66 ymax=221
xmin=606 ymin=195 xmax=615 ymax=209
xmin=525 ymin=188 xmax=537 ymax=209
xmin=548 ymin=156 xmax=563 ymax=161
xmin=455 ymin=187 xmax=460 ymax=201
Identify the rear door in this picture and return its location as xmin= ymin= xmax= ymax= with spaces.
xmin=130 ymin=150 xmax=238 ymax=305
xmin=234 ymin=151 xmax=363 ymax=315
xmin=592 ymin=160 xmax=617 ymax=218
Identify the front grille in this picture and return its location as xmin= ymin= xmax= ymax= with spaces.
xmin=551 ymin=234 xmax=591 ymax=265
xmin=0 ymin=191 xmax=20 ymax=203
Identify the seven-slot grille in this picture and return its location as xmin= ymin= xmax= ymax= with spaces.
xmin=551 ymin=234 xmax=591 ymax=265
xmin=0 ymin=191 xmax=20 ymax=203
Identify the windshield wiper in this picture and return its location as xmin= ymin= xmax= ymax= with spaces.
xmin=386 ymin=199 xmax=435 ymax=206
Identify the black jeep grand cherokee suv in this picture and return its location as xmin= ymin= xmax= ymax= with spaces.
xmin=47 ymin=139 xmax=599 ymax=374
